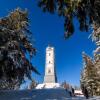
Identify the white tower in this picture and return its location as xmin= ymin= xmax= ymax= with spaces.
xmin=44 ymin=45 xmax=57 ymax=83
xmin=36 ymin=46 xmax=60 ymax=89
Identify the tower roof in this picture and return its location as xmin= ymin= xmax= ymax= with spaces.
xmin=46 ymin=46 xmax=54 ymax=50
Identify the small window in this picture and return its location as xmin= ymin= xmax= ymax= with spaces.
xmin=48 ymin=70 xmax=51 ymax=73
xmin=49 ymin=61 xmax=50 ymax=64
xmin=49 ymin=53 xmax=50 ymax=56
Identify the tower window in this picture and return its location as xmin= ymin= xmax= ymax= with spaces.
xmin=48 ymin=69 xmax=51 ymax=73
xmin=49 ymin=61 xmax=50 ymax=64
xmin=49 ymin=53 xmax=50 ymax=56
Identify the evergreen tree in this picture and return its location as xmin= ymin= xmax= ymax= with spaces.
xmin=81 ymin=52 xmax=100 ymax=96
xmin=92 ymin=23 xmax=100 ymax=95
xmin=0 ymin=8 xmax=40 ymax=90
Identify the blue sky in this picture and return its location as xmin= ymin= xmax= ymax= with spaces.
xmin=0 ymin=0 xmax=96 ymax=87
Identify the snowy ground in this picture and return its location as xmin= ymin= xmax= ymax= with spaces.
xmin=0 ymin=89 xmax=100 ymax=100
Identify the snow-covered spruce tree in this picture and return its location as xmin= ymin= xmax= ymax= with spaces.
xmin=80 ymin=26 xmax=100 ymax=96
xmin=92 ymin=23 xmax=100 ymax=95
xmin=0 ymin=8 xmax=40 ymax=90
xmin=80 ymin=52 xmax=100 ymax=96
